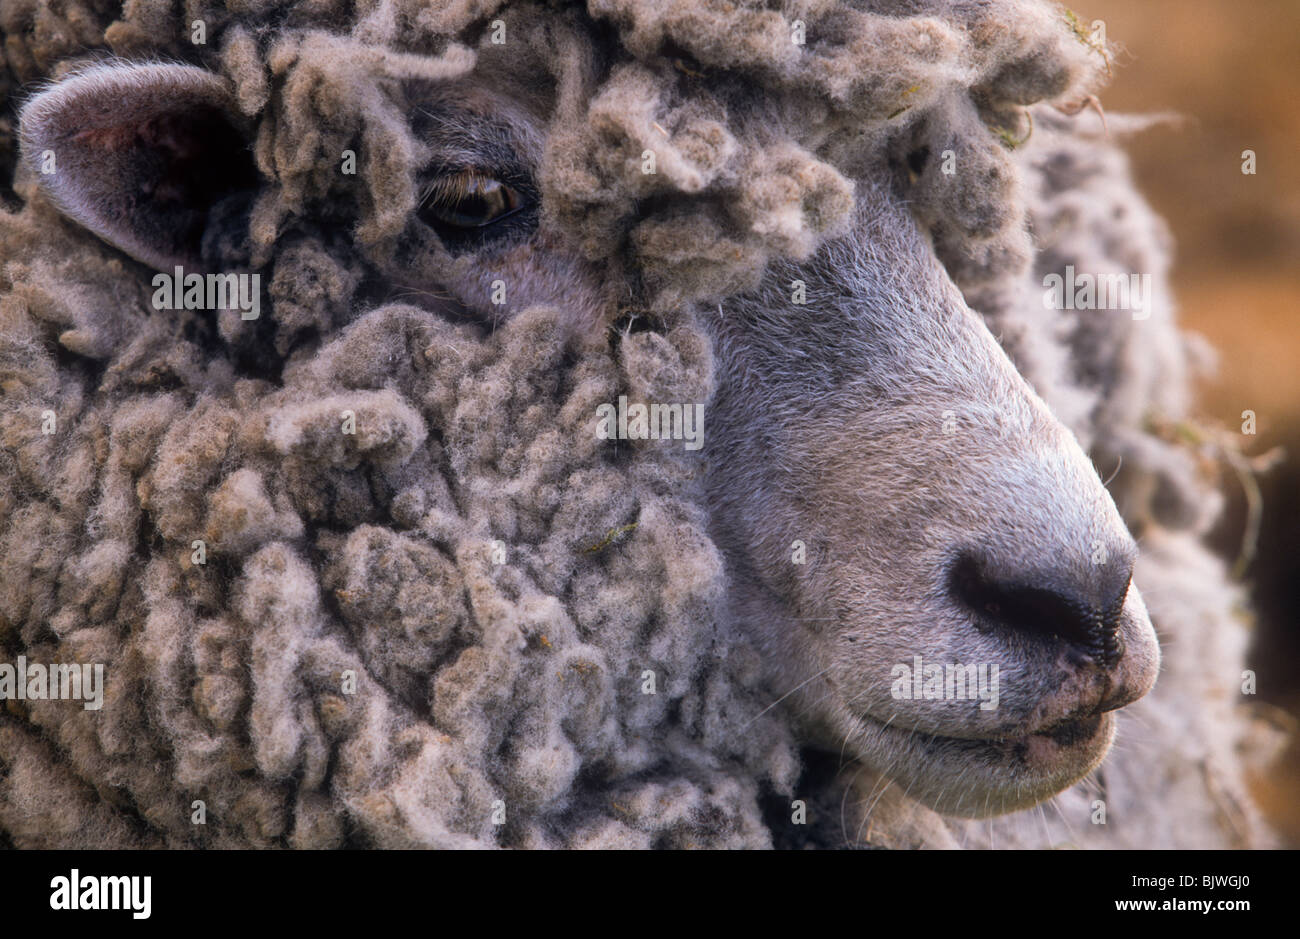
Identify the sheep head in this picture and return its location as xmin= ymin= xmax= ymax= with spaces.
xmin=14 ymin=0 xmax=1161 ymax=835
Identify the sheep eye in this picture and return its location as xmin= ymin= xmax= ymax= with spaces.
xmin=419 ymin=169 xmax=526 ymax=230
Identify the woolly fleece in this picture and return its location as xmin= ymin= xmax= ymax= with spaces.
xmin=0 ymin=0 xmax=1276 ymax=847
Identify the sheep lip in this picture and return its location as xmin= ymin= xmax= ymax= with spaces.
xmin=979 ymin=713 xmax=1108 ymax=749
xmin=859 ymin=710 xmax=1108 ymax=751
xmin=1029 ymin=713 xmax=1106 ymax=746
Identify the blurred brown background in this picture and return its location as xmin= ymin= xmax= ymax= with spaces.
xmin=1084 ymin=0 xmax=1299 ymax=843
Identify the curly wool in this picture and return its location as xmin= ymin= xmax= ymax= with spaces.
xmin=0 ymin=0 xmax=1276 ymax=847
xmin=0 ymin=198 xmax=797 ymax=846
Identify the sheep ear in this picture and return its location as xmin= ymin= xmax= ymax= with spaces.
xmin=18 ymin=62 xmax=257 ymax=272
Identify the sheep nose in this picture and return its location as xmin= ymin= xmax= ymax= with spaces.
xmin=949 ymin=550 xmax=1133 ymax=668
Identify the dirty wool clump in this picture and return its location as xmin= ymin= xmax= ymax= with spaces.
xmin=0 ymin=0 xmax=1277 ymax=847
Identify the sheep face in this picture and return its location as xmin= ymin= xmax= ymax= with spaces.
xmin=704 ymin=175 xmax=1161 ymax=817
xmin=19 ymin=56 xmax=1159 ymax=823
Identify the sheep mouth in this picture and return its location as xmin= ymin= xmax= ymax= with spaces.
xmin=1030 ymin=713 xmax=1106 ymax=747
xmin=961 ymin=713 xmax=1110 ymax=769
xmin=871 ymin=709 xmax=1106 ymax=750
xmin=854 ymin=710 xmax=1114 ymax=815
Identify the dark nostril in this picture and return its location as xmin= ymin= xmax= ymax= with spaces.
xmin=949 ymin=551 xmax=1132 ymax=666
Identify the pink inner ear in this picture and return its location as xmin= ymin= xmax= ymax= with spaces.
xmin=74 ymin=112 xmax=210 ymax=164
xmin=74 ymin=112 xmax=227 ymax=206
xmin=72 ymin=125 xmax=141 ymax=151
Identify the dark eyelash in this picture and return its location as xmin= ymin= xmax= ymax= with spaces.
xmin=419 ymin=168 xmax=489 ymax=210
xmin=420 ymin=165 xmax=537 ymax=209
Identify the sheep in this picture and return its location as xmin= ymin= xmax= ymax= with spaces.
xmin=0 ymin=0 xmax=1276 ymax=848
